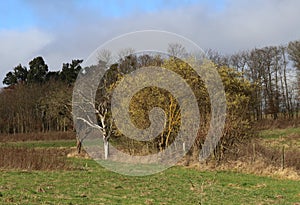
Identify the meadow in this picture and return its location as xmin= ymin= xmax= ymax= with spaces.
xmin=0 ymin=128 xmax=299 ymax=205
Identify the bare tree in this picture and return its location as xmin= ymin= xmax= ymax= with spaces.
xmin=288 ymin=40 xmax=300 ymax=69
xmin=118 ymin=48 xmax=135 ymax=60
xmin=205 ymin=49 xmax=229 ymax=67
xmin=168 ymin=43 xmax=188 ymax=59
xmin=288 ymin=40 xmax=300 ymax=97
xmin=73 ymin=64 xmax=113 ymax=159
xmin=230 ymin=51 xmax=248 ymax=74
xmin=96 ymin=100 xmax=113 ymax=159
xmin=97 ymin=49 xmax=113 ymax=66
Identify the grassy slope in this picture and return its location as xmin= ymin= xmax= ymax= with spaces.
xmin=0 ymin=159 xmax=299 ymax=205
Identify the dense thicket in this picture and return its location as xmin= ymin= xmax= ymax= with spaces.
xmin=85 ymin=54 xmax=252 ymax=159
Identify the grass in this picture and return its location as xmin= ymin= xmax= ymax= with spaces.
xmin=0 ymin=131 xmax=299 ymax=204
xmin=259 ymin=127 xmax=300 ymax=139
xmin=0 ymin=132 xmax=76 ymax=142
xmin=0 ymin=159 xmax=299 ymax=205
xmin=0 ymin=146 xmax=70 ymax=170
xmin=259 ymin=127 xmax=300 ymax=150
xmin=0 ymin=139 xmax=76 ymax=148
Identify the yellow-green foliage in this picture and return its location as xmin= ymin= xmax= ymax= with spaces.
xmin=218 ymin=66 xmax=254 ymax=156
xmin=100 ymin=56 xmax=253 ymax=157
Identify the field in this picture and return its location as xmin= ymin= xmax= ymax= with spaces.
xmin=0 ymin=130 xmax=299 ymax=205
xmin=259 ymin=127 xmax=300 ymax=149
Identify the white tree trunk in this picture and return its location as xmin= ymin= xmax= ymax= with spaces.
xmin=104 ymin=139 xmax=109 ymax=160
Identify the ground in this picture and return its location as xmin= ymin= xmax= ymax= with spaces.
xmin=0 ymin=128 xmax=299 ymax=204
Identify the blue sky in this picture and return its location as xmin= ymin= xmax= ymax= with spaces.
xmin=0 ymin=0 xmax=225 ymax=30
xmin=0 ymin=0 xmax=34 ymax=29
xmin=0 ymin=0 xmax=300 ymax=86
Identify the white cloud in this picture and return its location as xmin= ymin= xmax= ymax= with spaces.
xmin=37 ymin=0 xmax=300 ymax=57
xmin=1 ymin=0 xmax=300 ymax=86
xmin=0 ymin=28 xmax=53 ymax=84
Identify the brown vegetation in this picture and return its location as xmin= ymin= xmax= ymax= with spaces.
xmin=0 ymin=147 xmax=71 ymax=170
xmin=0 ymin=131 xmax=76 ymax=142
xmin=226 ymin=139 xmax=300 ymax=171
xmin=183 ymin=137 xmax=300 ymax=180
xmin=253 ymin=118 xmax=300 ymax=130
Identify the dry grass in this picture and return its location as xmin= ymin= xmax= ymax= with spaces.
xmin=0 ymin=147 xmax=72 ymax=170
xmin=254 ymin=118 xmax=300 ymax=130
xmin=182 ymin=138 xmax=300 ymax=180
xmin=66 ymin=147 xmax=90 ymax=159
xmin=231 ymin=140 xmax=300 ymax=170
xmin=0 ymin=131 xmax=76 ymax=142
xmin=192 ymin=159 xmax=300 ymax=181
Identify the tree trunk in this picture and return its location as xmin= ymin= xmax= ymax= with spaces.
xmin=104 ymin=139 xmax=109 ymax=160
xmin=76 ymin=139 xmax=82 ymax=154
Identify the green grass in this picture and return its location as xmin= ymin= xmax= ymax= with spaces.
xmin=0 ymin=140 xmax=76 ymax=148
xmin=0 ymin=130 xmax=299 ymax=204
xmin=0 ymin=158 xmax=299 ymax=205
xmin=259 ymin=127 xmax=300 ymax=139
xmin=259 ymin=127 xmax=300 ymax=149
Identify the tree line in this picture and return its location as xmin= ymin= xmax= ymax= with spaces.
xmin=0 ymin=57 xmax=82 ymax=134
xmin=206 ymin=40 xmax=300 ymax=120
xmin=0 ymin=40 xmax=299 ymax=158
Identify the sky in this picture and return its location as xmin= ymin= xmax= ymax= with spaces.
xmin=1 ymin=0 xmax=300 ymax=86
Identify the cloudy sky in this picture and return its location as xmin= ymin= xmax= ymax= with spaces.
xmin=1 ymin=0 xmax=300 ymax=86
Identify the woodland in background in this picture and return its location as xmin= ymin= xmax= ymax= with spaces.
xmin=0 ymin=40 xmax=299 ymax=158
xmin=0 ymin=57 xmax=82 ymax=134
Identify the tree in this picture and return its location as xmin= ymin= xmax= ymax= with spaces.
xmin=288 ymin=40 xmax=300 ymax=97
xmin=13 ymin=64 xmax=28 ymax=83
xmin=74 ymin=52 xmax=252 ymax=161
xmin=38 ymin=81 xmax=73 ymax=132
xmin=27 ymin=56 xmax=48 ymax=84
xmin=230 ymin=51 xmax=248 ymax=74
xmin=72 ymin=62 xmax=113 ymax=158
xmin=288 ymin=40 xmax=300 ymax=70
xmin=45 ymin=71 xmax=60 ymax=82
xmin=97 ymin=49 xmax=112 ymax=66
xmin=168 ymin=43 xmax=188 ymax=58
xmin=3 ymin=64 xmax=28 ymax=86
xmin=3 ymin=72 xmax=17 ymax=86
xmin=60 ymin=59 xmax=83 ymax=85
xmin=205 ymin=49 xmax=230 ymax=67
